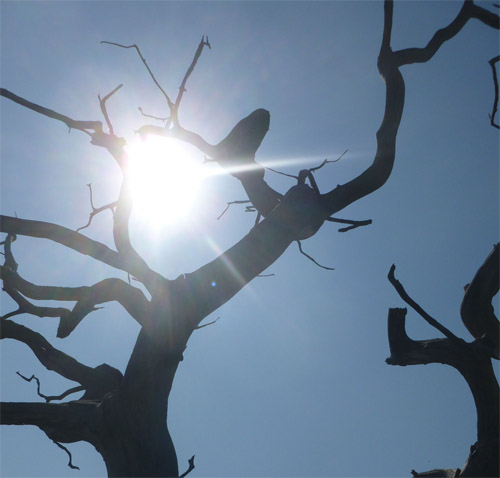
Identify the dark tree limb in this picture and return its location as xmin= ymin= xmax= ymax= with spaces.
xmin=1 ymin=320 xmax=123 ymax=400
xmin=488 ymin=55 xmax=500 ymax=129
xmin=52 ymin=440 xmax=80 ymax=470
xmin=297 ymin=241 xmax=335 ymax=271
xmin=16 ymin=372 xmax=85 ymax=403
xmin=388 ymin=264 xmax=461 ymax=342
xmin=180 ymin=455 xmax=195 ymax=478
xmin=0 ymin=215 xmax=164 ymax=291
xmin=0 ymin=88 xmax=101 ymax=137
xmin=460 ymin=243 xmax=499 ymax=359
xmin=1 ymin=265 xmax=151 ymax=337
xmin=394 ymin=1 xmax=499 ymax=67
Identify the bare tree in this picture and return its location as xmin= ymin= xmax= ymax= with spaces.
xmin=1 ymin=1 xmax=498 ymax=477
xmin=387 ymin=243 xmax=499 ymax=478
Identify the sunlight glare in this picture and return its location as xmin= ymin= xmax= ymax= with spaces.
xmin=126 ymin=136 xmax=205 ymax=227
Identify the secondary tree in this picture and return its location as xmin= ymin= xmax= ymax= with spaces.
xmin=1 ymin=1 xmax=498 ymax=476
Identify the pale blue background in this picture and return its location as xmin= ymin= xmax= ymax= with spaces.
xmin=1 ymin=1 xmax=499 ymax=477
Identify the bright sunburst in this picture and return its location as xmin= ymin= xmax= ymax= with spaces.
xmin=126 ymin=136 xmax=205 ymax=227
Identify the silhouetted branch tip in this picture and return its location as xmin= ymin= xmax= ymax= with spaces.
xmin=488 ymin=55 xmax=500 ymax=129
xmin=297 ymin=241 xmax=335 ymax=270
xmin=98 ymin=83 xmax=123 ymax=136
xmin=217 ymin=200 xmax=252 ymax=220
xmin=195 ymin=317 xmax=220 ymax=330
xmin=52 ymin=440 xmax=79 ymax=470
xmin=326 ymin=216 xmax=372 ymax=232
xmin=180 ymin=455 xmax=195 ymax=477
xmin=309 ymin=149 xmax=348 ymax=173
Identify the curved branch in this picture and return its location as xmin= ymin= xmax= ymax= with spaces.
xmin=0 ymin=88 xmax=102 ymax=136
xmin=1 ymin=320 xmax=98 ymax=385
xmin=460 ymin=243 xmax=499 ymax=359
xmin=0 ymin=215 xmax=164 ymax=290
xmin=321 ymin=0 xmax=405 ymax=216
xmin=1 ymin=266 xmax=151 ymax=337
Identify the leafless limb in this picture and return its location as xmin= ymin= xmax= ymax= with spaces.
xmin=180 ymin=455 xmax=195 ymax=478
xmin=0 ymin=88 xmax=101 ymax=137
xmin=16 ymin=372 xmax=84 ymax=403
xmin=194 ymin=317 xmax=220 ymax=330
xmin=297 ymin=241 xmax=335 ymax=270
xmin=98 ymin=83 xmax=123 ymax=136
xmin=488 ymin=55 xmax=500 ymax=129
xmin=388 ymin=264 xmax=461 ymax=342
xmin=138 ymin=106 xmax=169 ymax=123
xmin=325 ymin=216 xmax=372 ymax=232
xmin=309 ymin=149 xmax=348 ymax=173
xmin=101 ymin=41 xmax=174 ymax=112
xmin=52 ymin=440 xmax=80 ymax=470
xmin=172 ymin=36 xmax=210 ymax=126
xmin=77 ymin=184 xmax=117 ymax=232
xmin=217 ymin=200 xmax=252 ymax=220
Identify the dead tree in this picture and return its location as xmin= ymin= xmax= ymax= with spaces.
xmin=1 ymin=2 xmax=498 ymax=477
xmin=387 ymin=243 xmax=499 ymax=478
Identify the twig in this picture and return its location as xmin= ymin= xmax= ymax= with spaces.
xmin=101 ymin=41 xmax=174 ymax=112
xmin=0 ymin=88 xmax=101 ymax=137
xmin=52 ymin=440 xmax=80 ymax=470
xmin=172 ymin=36 xmax=211 ymax=126
xmin=195 ymin=317 xmax=220 ymax=330
xmin=488 ymin=55 xmax=500 ymax=129
xmin=297 ymin=241 xmax=335 ymax=270
xmin=77 ymin=184 xmax=117 ymax=232
xmin=138 ymin=107 xmax=169 ymax=123
xmin=217 ymin=200 xmax=252 ymax=220
xmin=309 ymin=149 xmax=348 ymax=173
xmin=388 ymin=264 xmax=461 ymax=341
xmin=180 ymin=455 xmax=195 ymax=478
xmin=16 ymin=371 xmax=84 ymax=402
xmin=325 ymin=216 xmax=372 ymax=232
xmin=2 ymin=233 xmax=18 ymax=271
xmin=98 ymin=84 xmax=123 ymax=136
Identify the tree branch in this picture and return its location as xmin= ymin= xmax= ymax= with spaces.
xmin=460 ymin=243 xmax=499 ymax=359
xmin=388 ymin=264 xmax=461 ymax=341
xmin=0 ymin=215 xmax=164 ymax=291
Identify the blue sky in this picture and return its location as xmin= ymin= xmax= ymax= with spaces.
xmin=1 ymin=1 xmax=498 ymax=477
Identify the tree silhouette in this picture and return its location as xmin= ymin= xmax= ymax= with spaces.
xmin=1 ymin=1 xmax=498 ymax=477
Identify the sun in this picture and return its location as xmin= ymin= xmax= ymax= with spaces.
xmin=125 ymin=136 xmax=205 ymax=227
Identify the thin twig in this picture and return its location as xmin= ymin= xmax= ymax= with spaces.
xmin=388 ymin=264 xmax=461 ymax=341
xmin=77 ymin=184 xmax=118 ymax=232
xmin=180 ymin=455 xmax=195 ymax=478
xmin=309 ymin=149 xmax=348 ymax=173
xmin=488 ymin=55 xmax=500 ymax=129
xmin=98 ymin=83 xmax=123 ymax=136
xmin=138 ymin=107 xmax=169 ymax=123
xmin=100 ymin=41 xmax=174 ymax=111
xmin=325 ymin=216 xmax=372 ymax=232
xmin=16 ymin=371 xmax=84 ymax=402
xmin=172 ymin=36 xmax=211 ymax=126
xmin=217 ymin=200 xmax=252 ymax=220
xmin=297 ymin=241 xmax=335 ymax=270
xmin=52 ymin=440 xmax=80 ymax=470
xmin=195 ymin=317 xmax=220 ymax=330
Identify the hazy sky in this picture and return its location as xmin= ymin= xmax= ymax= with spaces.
xmin=1 ymin=1 xmax=499 ymax=477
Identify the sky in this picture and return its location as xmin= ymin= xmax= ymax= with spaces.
xmin=0 ymin=1 xmax=499 ymax=477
